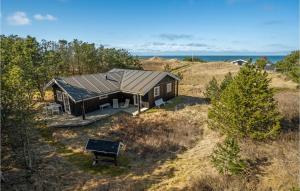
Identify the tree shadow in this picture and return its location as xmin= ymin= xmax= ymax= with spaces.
xmin=163 ymin=95 xmax=209 ymax=111
xmin=245 ymin=157 xmax=271 ymax=180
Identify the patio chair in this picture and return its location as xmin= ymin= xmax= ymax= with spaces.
xmin=155 ymin=98 xmax=166 ymax=108
xmin=113 ymin=99 xmax=119 ymax=109
xmin=43 ymin=106 xmax=50 ymax=115
xmin=51 ymin=106 xmax=60 ymax=115
xmin=120 ymin=99 xmax=130 ymax=109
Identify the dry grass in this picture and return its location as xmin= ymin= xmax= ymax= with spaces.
xmin=108 ymin=112 xmax=203 ymax=158
xmin=3 ymin=59 xmax=300 ymax=191
xmin=269 ymin=72 xmax=299 ymax=90
xmin=141 ymin=57 xmax=187 ymax=71
xmin=275 ymin=91 xmax=299 ymax=129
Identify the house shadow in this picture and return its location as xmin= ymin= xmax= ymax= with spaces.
xmin=162 ymin=95 xmax=209 ymax=111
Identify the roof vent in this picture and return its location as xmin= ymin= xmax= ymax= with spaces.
xmin=105 ymin=73 xmax=118 ymax=82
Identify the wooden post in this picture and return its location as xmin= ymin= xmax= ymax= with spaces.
xmin=176 ymin=80 xmax=179 ymax=96
xmin=137 ymin=94 xmax=141 ymax=114
xmin=81 ymin=96 xmax=86 ymax=120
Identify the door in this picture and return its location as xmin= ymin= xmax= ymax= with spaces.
xmin=63 ymin=93 xmax=71 ymax=114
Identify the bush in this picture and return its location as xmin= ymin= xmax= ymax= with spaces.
xmin=208 ymin=64 xmax=281 ymax=140
xmin=255 ymin=57 xmax=268 ymax=70
xmin=175 ymin=71 xmax=184 ymax=80
xmin=204 ymin=77 xmax=220 ymax=101
xmin=164 ymin=63 xmax=172 ymax=72
xmin=204 ymin=73 xmax=233 ymax=101
xmin=210 ymin=137 xmax=246 ymax=175
xmin=220 ymin=72 xmax=233 ymax=91
xmin=276 ymin=51 xmax=300 ymax=83
xmin=183 ymin=56 xmax=206 ymax=62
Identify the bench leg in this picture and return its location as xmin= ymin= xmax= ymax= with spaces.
xmin=114 ymin=156 xmax=118 ymax=166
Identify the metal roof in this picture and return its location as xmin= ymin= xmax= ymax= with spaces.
xmin=45 ymin=68 xmax=179 ymax=102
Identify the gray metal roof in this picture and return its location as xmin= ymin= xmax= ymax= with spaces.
xmin=45 ymin=68 xmax=179 ymax=102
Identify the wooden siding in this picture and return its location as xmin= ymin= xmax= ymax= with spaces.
xmin=147 ymin=76 xmax=177 ymax=108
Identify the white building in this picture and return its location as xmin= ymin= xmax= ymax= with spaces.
xmin=230 ymin=59 xmax=248 ymax=66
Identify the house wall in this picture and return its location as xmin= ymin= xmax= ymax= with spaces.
xmin=146 ymin=76 xmax=177 ymax=108
xmin=53 ymin=84 xmax=69 ymax=112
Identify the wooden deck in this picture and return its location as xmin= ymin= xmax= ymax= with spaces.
xmin=46 ymin=105 xmax=148 ymax=128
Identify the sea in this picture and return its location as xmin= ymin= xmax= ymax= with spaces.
xmin=139 ymin=55 xmax=285 ymax=64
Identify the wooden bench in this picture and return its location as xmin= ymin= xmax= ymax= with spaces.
xmin=85 ymin=139 xmax=121 ymax=166
xmin=99 ymin=103 xmax=111 ymax=110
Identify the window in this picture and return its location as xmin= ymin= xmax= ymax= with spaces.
xmin=167 ymin=83 xmax=172 ymax=93
xmin=99 ymin=95 xmax=108 ymax=100
xmin=56 ymin=90 xmax=63 ymax=101
xmin=154 ymin=86 xmax=160 ymax=97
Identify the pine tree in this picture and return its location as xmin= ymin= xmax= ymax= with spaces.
xmin=220 ymin=72 xmax=233 ymax=91
xmin=208 ymin=64 xmax=281 ymax=140
xmin=210 ymin=137 xmax=246 ymax=175
xmin=204 ymin=77 xmax=220 ymax=101
xmin=164 ymin=63 xmax=172 ymax=72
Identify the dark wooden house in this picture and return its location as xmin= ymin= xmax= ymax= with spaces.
xmin=44 ymin=68 xmax=180 ymax=116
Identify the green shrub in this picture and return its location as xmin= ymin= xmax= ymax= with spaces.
xmin=220 ymin=72 xmax=233 ymax=91
xmin=183 ymin=56 xmax=206 ymax=62
xmin=164 ymin=63 xmax=172 ymax=72
xmin=210 ymin=137 xmax=246 ymax=175
xmin=255 ymin=57 xmax=268 ymax=70
xmin=204 ymin=77 xmax=220 ymax=101
xmin=276 ymin=51 xmax=300 ymax=83
xmin=205 ymin=73 xmax=233 ymax=101
xmin=208 ymin=64 xmax=281 ymax=140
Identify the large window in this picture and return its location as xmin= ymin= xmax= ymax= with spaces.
xmin=56 ymin=90 xmax=63 ymax=101
xmin=167 ymin=83 xmax=172 ymax=93
xmin=154 ymin=86 xmax=160 ymax=97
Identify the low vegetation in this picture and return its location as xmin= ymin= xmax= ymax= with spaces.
xmin=276 ymin=50 xmax=300 ymax=83
xmin=182 ymin=56 xmax=206 ymax=62
xmin=2 ymin=52 xmax=299 ymax=190
xmin=208 ymin=64 xmax=281 ymax=140
xmin=210 ymin=137 xmax=246 ymax=175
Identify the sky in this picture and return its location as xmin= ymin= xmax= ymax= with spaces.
xmin=1 ymin=0 xmax=299 ymax=55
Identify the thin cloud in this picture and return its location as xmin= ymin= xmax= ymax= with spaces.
xmin=7 ymin=11 xmax=30 ymax=26
xmin=34 ymin=14 xmax=57 ymax=21
xmin=267 ymin=43 xmax=291 ymax=49
xmin=185 ymin=43 xmax=209 ymax=47
xmin=157 ymin=33 xmax=193 ymax=41
xmin=152 ymin=42 xmax=166 ymax=46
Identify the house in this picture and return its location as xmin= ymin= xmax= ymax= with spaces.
xmin=230 ymin=59 xmax=248 ymax=66
xmin=44 ymin=68 xmax=180 ymax=116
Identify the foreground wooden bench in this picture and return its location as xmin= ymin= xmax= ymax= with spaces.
xmin=85 ymin=139 xmax=121 ymax=166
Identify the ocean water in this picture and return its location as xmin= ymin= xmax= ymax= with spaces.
xmin=139 ymin=55 xmax=285 ymax=64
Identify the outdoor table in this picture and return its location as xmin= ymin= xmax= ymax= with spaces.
xmin=85 ymin=139 xmax=121 ymax=166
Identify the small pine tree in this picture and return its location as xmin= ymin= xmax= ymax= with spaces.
xmin=208 ymin=64 xmax=281 ymax=140
xmin=164 ymin=63 xmax=172 ymax=72
xmin=210 ymin=137 xmax=246 ymax=175
xmin=176 ymin=71 xmax=183 ymax=80
xmin=204 ymin=77 xmax=220 ymax=101
xmin=255 ymin=57 xmax=268 ymax=70
xmin=220 ymin=72 xmax=233 ymax=91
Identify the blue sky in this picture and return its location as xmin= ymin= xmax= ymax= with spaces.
xmin=1 ymin=0 xmax=299 ymax=55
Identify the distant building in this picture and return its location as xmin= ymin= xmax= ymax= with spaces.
xmin=230 ymin=59 xmax=248 ymax=66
